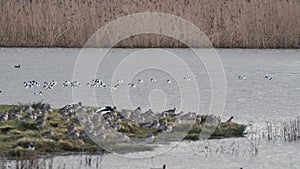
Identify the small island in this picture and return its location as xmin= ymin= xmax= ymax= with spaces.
xmin=0 ymin=102 xmax=246 ymax=157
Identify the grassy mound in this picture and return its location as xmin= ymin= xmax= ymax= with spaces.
xmin=0 ymin=104 xmax=246 ymax=157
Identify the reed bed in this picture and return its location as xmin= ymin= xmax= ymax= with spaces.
xmin=246 ymin=118 xmax=300 ymax=143
xmin=0 ymin=153 xmax=105 ymax=169
xmin=281 ymin=118 xmax=300 ymax=142
xmin=0 ymin=152 xmax=53 ymax=169
xmin=0 ymin=0 xmax=299 ymax=48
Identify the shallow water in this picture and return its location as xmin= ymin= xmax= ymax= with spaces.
xmin=1 ymin=48 xmax=300 ymax=168
xmin=4 ymin=139 xmax=300 ymax=169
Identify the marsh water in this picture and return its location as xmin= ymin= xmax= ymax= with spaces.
xmin=0 ymin=48 xmax=300 ymax=168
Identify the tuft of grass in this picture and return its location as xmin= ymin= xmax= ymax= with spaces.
xmin=3 ymin=120 xmax=38 ymax=131
xmin=0 ymin=105 xmax=20 ymax=112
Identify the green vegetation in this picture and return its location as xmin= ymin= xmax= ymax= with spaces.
xmin=0 ymin=105 xmax=102 ymax=157
xmin=0 ymin=105 xmax=20 ymax=112
xmin=184 ymin=122 xmax=247 ymax=140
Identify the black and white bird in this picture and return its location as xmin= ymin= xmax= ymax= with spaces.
xmin=28 ymin=142 xmax=35 ymax=151
xmin=238 ymin=76 xmax=246 ymax=80
xmin=33 ymin=91 xmax=43 ymax=96
xmin=117 ymin=79 xmax=123 ymax=84
xmin=265 ymin=75 xmax=274 ymax=80
xmin=138 ymin=79 xmax=143 ymax=83
xmin=129 ymin=83 xmax=136 ymax=88
xmin=163 ymin=108 xmax=176 ymax=117
xmin=111 ymin=84 xmax=119 ymax=89
xmin=96 ymin=106 xmax=116 ymax=115
xmin=183 ymin=77 xmax=191 ymax=81
xmin=150 ymin=78 xmax=156 ymax=82
xmin=14 ymin=64 xmax=21 ymax=68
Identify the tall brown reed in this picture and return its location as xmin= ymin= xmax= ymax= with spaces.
xmin=0 ymin=0 xmax=299 ymax=48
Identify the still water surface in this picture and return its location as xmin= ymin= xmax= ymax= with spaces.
xmin=0 ymin=48 xmax=300 ymax=168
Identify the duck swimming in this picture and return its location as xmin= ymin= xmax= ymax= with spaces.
xmin=150 ymin=78 xmax=156 ymax=82
xmin=33 ymin=91 xmax=42 ymax=95
xmin=238 ymin=75 xmax=246 ymax=80
xmin=265 ymin=75 xmax=274 ymax=80
xmin=117 ymin=79 xmax=123 ymax=84
xmin=138 ymin=79 xmax=143 ymax=83
xmin=14 ymin=64 xmax=21 ymax=68
xmin=183 ymin=77 xmax=190 ymax=81
xmin=111 ymin=84 xmax=119 ymax=89
xmin=129 ymin=83 xmax=136 ymax=88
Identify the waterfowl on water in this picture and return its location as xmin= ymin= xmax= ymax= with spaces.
xmin=138 ymin=79 xmax=143 ymax=83
xmin=265 ymin=75 xmax=274 ymax=80
xmin=63 ymin=81 xmax=71 ymax=87
xmin=24 ymin=80 xmax=40 ymax=89
xmin=14 ymin=64 xmax=21 ymax=68
xmin=117 ymin=79 xmax=123 ymax=84
xmin=130 ymin=83 xmax=136 ymax=88
xmin=111 ymin=84 xmax=119 ymax=89
xmin=183 ymin=77 xmax=190 ymax=81
xmin=33 ymin=91 xmax=42 ymax=95
xmin=150 ymin=78 xmax=156 ymax=82
xmin=150 ymin=164 xmax=166 ymax=169
xmin=167 ymin=79 xmax=172 ymax=84
xmin=238 ymin=75 xmax=246 ymax=80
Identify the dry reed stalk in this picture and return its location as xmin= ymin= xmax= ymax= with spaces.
xmin=281 ymin=119 xmax=300 ymax=142
xmin=0 ymin=0 xmax=299 ymax=48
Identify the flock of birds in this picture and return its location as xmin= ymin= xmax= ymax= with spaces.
xmin=0 ymin=74 xmax=275 ymax=96
xmin=23 ymin=80 xmax=58 ymax=95
xmin=238 ymin=75 xmax=274 ymax=80
xmin=18 ymin=77 xmax=192 ymax=96
xmin=0 ymin=63 xmax=275 ymax=96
